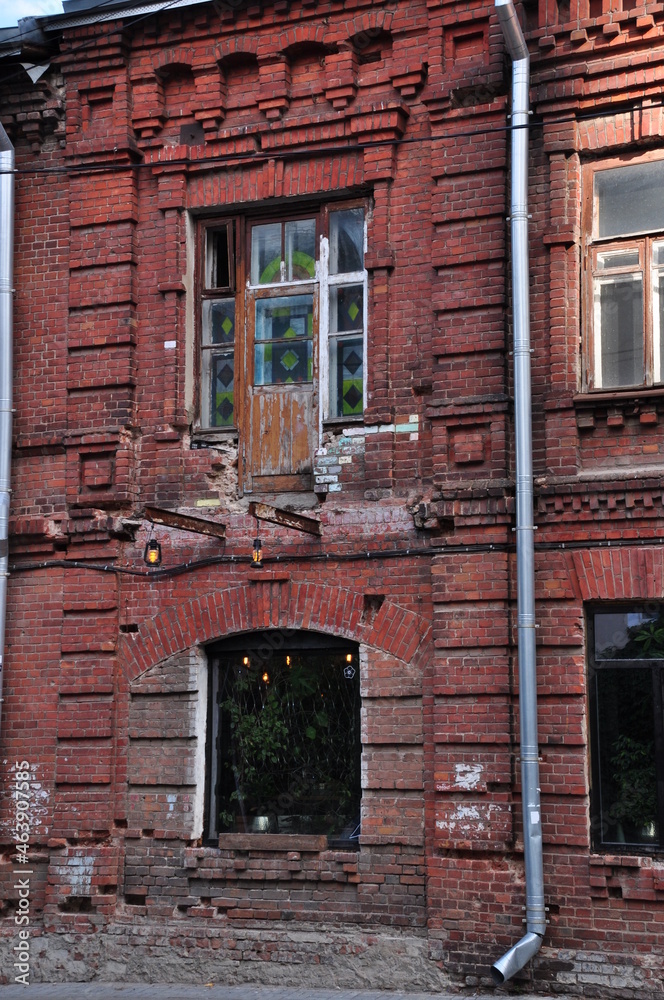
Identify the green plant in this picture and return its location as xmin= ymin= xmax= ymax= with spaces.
xmin=610 ymin=733 xmax=657 ymax=831
xmin=634 ymin=622 xmax=664 ymax=657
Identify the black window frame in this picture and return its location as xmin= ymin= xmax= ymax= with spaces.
xmin=588 ymin=604 xmax=664 ymax=853
xmin=204 ymin=630 xmax=362 ymax=848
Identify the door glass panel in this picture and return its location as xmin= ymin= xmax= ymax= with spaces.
xmin=251 ymin=223 xmax=282 ymax=284
xmin=330 ymin=209 xmax=364 ymax=274
xmin=596 ymin=274 xmax=644 ymax=387
xmin=285 ymin=219 xmax=316 ymax=281
xmin=254 ymin=294 xmax=314 ymax=385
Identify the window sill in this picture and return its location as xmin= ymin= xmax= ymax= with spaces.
xmin=190 ymin=428 xmax=238 ymax=448
xmin=322 ymin=416 xmax=364 ymax=429
xmin=217 ymin=833 xmax=358 ymax=852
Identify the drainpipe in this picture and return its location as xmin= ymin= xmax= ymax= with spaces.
xmin=0 ymin=122 xmax=14 ymax=740
xmin=491 ymin=0 xmax=546 ymax=985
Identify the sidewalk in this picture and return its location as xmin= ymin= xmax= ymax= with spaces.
xmin=0 ymin=985 xmax=577 ymax=1000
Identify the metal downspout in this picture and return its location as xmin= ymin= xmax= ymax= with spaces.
xmin=0 ymin=122 xmax=14 ymax=742
xmin=491 ymin=0 xmax=546 ymax=984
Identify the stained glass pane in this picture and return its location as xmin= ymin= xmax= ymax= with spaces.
xmin=254 ymin=294 xmax=314 ymax=385
xmin=330 ymin=209 xmax=364 ymax=274
xmin=203 ymin=350 xmax=235 ymax=427
xmin=203 ymin=299 xmax=235 ymax=346
xmin=285 ymin=219 xmax=316 ymax=281
xmin=255 ymin=339 xmax=313 ymax=385
xmin=251 ymin=223 xmax=282 ymax=284
xmin=329 ymin=335 xmax=363 ymax=417
xmin=331 ymin=284 xmax=363 ymax=333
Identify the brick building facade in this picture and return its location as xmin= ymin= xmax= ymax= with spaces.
xmin=0 ymin=0 xmax=663 ymax=993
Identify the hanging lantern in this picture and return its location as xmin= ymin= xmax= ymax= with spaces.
xmin=252 ymin=535 xmax=263 ymax=568
xmin=144 ymin=539 xmax=162 ymax=567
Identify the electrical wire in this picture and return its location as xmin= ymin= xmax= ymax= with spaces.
xmin=8 ymin=532 xmax=664 ymax=578
xmin=0 ymin=98 xmax=652 ymax=180
xmin=0 ymin=0 xmax=657 ymax=177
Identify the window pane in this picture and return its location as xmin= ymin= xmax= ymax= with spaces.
xmin=202 ymin=299 xmax=235 ymax=345
xmin=595 ymin=609 xmax=664 ymax=660
xmin=330 ymin=208 xmax=364 ymax=274
xmin=251 ymin=223 xmax=282 ymax=284
xmin=329 ymin=335 xmax=364 ymax=417
xmin=654 ymin=241 xmax=664 ymax=384
xmin=285 ymin=219 xmax=316 ymax=281
xmin=596 ymin=160 xmax=664 ymax=238
xmin=595 ymin=274 xmax=644 ymax=387
xmin=215 ymin=643 xmax=361 ymax=839
xmin=594 ymin=667 xmax=659 ymax=846
xmin=203 ymin=350 xmax=234 ymax=427
xmin=205 ymin=226 xmax=232 ymax=289
xmin=331 ymin=284 xmax=364 ymax=333
xmin=597 ymin=248 xmax=640 ymax=270
xmin=254 ymin=294 xmax=314 ymax=385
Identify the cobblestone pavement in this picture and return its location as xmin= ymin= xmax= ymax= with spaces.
xmin=0 ymin=985 xmax=577 ymax=1000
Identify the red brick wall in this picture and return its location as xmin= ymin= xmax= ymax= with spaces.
xmin=0 ymin=0 xmax=664 ymax=992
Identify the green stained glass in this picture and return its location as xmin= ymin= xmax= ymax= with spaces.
xmin=254 ymin=294 xmax=314 ymax=386
xmin=331 ymin=285 xmax=363 ymax=334
xmin=329 ymin=335 xmax=363 ymax=418
xmin=281 ymin=349 xmax=299 ymax=371
xmin=211 ymin=353 xmax=234 ymax=426
xmin=204 ymin=299 xmax=235 ymax=346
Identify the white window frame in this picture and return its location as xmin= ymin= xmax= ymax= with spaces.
xmin=583 ymin=155 xmax=664 ymax=392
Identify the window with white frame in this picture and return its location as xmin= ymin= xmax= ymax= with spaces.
xmin=584 ymin=157 xmax=664 ymax=391
xmin=198 ymin=204 xmax=367 ymax=492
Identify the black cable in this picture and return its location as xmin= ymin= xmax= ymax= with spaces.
xmin=8 ymin=532 xmax=664 ymax=578
xmin=0 ymin=99 xmax=653 ymax=179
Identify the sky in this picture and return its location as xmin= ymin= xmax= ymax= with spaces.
xmin=0 ymin=0 xmax=63 ymax=26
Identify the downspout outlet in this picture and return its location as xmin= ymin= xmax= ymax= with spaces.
xmin=491 ymin=931 xmax=542 ymax=985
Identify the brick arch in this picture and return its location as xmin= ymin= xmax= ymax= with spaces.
xmin=215 ymin=36 xmax=259 ymax=64
xmin=274 ymin=24 xmax=330 ymax=56
xmin=119 ymin=579 xmax=431 ymax=684
xmin=345 ymin=9 xmax=394 ymax=48
xmin=570 ymin=545 xmax=664 ymax=602
xmin=153 ymin=46 xmax=196 ymax=74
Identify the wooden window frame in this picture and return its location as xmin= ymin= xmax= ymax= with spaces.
xmin=194 ymin=200 xmax=368 ymax=493
xmin=582 ymin=155 xmax=664 ymax=393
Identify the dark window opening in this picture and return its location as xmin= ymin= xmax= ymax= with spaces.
xmin=588 ymin=606 xmax=664 ymax=851
xmin=206 ymin=631 xmax=361 ymax=845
